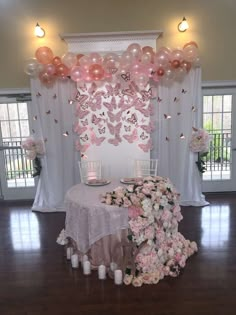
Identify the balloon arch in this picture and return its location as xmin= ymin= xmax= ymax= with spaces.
xmin=24 ymin=42 xmax=200 ymax=89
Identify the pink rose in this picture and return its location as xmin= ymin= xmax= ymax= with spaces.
xmin=128 ymin=205 xmax=143 ymax=219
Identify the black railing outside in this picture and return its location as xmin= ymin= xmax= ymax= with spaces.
xmin=202 ymin=132 xmax=231 ymax=171
xmin=3 ymin=140 xmax=34 ymax=180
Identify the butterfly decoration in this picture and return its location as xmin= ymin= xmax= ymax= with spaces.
xmin=124 ymin=125 xmax=131 ymax=132
xmin=165 ymin=137 xmax=169 ymax=141
xmin=68 ymin=99 xmax=74 ymax=105
xmin=80 ymin=153 xmax=88 ymax=159
xmin=80 ymin=134 xmax=89 ymax=142
xmin=135 ymin=101 xmax=153 ymax=117
xmin=192 ymin=106 xmax=197 ymax=112
xmin=140 ymin=121 xmax=155 ymax=134
xmin=182 ymin=89 xmax=187 ymax=94
xmin=87 ymin=95 xmax=102 ymax=111
xmin=138 ymin=139 xmax=153 ymax=152
xmin=108 ymin=134 xmax=122 ymax=146
xmin=90 ymin=131 xmax=105 ymax=146
xmin=88 ymin=82 xmax=97 ymax=95
xmin=107 ymin=122 xmax=122 ymax=136
xmin=63 ymin=131 xmax=69 ymax=137
xmin=36 ymin=92 xmax=41 ymax=97
xmin=33 ymin=115 xmax=37 ymax=120
xmin=46 ymin=110 xmax=51 ymax=115
xmin=107 ymin=110 xmax=123 ymax=123
xmin=98 ymin=126 xmax=106 ymax=134
xmin=75 ymin=106 xmax=90 ymax=119
xmin=75 ymin=90 xmax=89 ymax=105
xmin=122 ymin=87 xmax=136 ymax=98
xmin=121 ymin=72 xmax=131 ymax=82
xmin=105 ymin=83 xmax=121 ymax=97
xmin=103 ymin=96 xmax=117 ymax=111
xmin=54 ymin=119 xmax=58 ymax=124
xmin=177 ymin=112 xmax=181 ymax=116
xmin=75 ymin=140 xmax=90 ymax=152
xmin=164 ymin=114 xmax=171 ymax=119
xmin=157 ymin=96 xmax=162 ymax=103
xmin=140 ymin=88 xmax=152 ymax=102
xmin=123 ymin=128 xmax=138 ymax=143
xmin=110 ymin=67 xmax=118 ymax=74
xmin=91 ymin=114 xmax=102 ymax=125
xmin=80 ymin=102 xmax=89 ymax=111
xmin=73 ymin=122 xmax=87 ymax=135
xmin=140 ymin=131 xmax=148 ymax=140
xmin=81 ymin=118 xmax=88 ymax=126
xmin=174 ymin=97 xmax=180 ymax=102
xmin=77 ymin=84 xmax=87 ymax=92
xmin=32 ymin=129 xmax=35 ymax=134
xmin=180 ymin=133 xmax=185 ymax=139
xmin=192 ymin=126 xmax=198 ymax=132
xmin=127 ymin=113 xmax=138 ymax=124
xmin=53 ymin=94 xmax=57 ymax=99
xmin=44 ymin=138 xmax=48 ymax=143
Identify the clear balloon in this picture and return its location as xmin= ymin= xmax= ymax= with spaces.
xmin=133 ymin=72 xmax=149 ymax=90
xmin=79 ymin=55 xmax=92 ymax=70
xmin=142 ymin=46 xmax=155 ymax=63
xmin=39 ymin=71 xmax=56 ymax=87
xmin=170 ymin=49 xmax=184 ymax=62
xmin=24 ymin=58 xmax=39 ymax=77
xmin=183 ymin=41 xmax=198 ymax=49
xmin=103 ymin=53 xmax=120 ymax=74
xmin=154 ymin=50 xmax=170 ymax=67
xmin=141 ymin=53 xmax=152 ymax=64
xmin=175 ymin=67 xmax=187 ymax=82
xmin=181 ymin=60 xmax=192 ymax=73
xmin=88 ymin=64 xmax=105 ymax=81
xmin=161 ymin=66 xmax=175 ymax=86
xmin=61 ymin=52 xmax=77 ymax=69
xmin=70 ymin=66 xmax=85 ymax=82
xmin=120 ymin=51 xmax=134 ymax=68
xmin=89 ymin=53 xmax=103 ymax=65
xmin=127 ymin=43 xmax=142 ymax=61
xmin=76 ymin=54 xmax=84 ymax=66
xmin=35 ymin=47 xmax=54 ymax=64
xmin=183 ymin=46 xmax=199 ymax=63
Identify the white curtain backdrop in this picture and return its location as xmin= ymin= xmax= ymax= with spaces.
xmin=152 ymin=68 xmax=209 ymax=206
xmin=30 ymin=78 xmax=79 ymax=212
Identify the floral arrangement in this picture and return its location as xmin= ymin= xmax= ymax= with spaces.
xmin=100 ymin=176 xmax=198 ymax=287
xmin=189 ymin=128 xmax=211 ymax=173
xmin=21 ymin=137 xmax=45 ymax=177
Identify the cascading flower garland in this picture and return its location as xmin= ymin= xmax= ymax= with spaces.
xmin=21 ymin=137 xmax=45 ymax=177
xmin=100 ymin=176 xmax=198 ymax=287
xmin=189 ymin=128 xmax=211 ymax=173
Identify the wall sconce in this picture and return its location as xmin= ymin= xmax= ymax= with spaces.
xmin=178 ymin=17 xmax=189 ymax=32
xmin=35 ymin=23 xmax=45 ymax=38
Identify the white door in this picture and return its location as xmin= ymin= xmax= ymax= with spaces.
xmin=202 ymin=87 xmax=236 ymax=192
xmin=0 ymin=97 xmax=36 ymax=200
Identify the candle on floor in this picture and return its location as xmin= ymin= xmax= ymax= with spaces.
xmin=83 ymin=260 xmax=91 ymax=275
xmin=82 ymin=254 xmax=88 ymax=263
xmin=71 ymin=254 xmax=79 ymax=268
xmin=66 ymin=247 xmax=73 ymax=260
xmin=98 ymin=265 xmax=106 ymax=280
xmin=114 ymin=269 xmax=123 ymax=285
xmin=110 ymin=262 xmax=118 ymax=272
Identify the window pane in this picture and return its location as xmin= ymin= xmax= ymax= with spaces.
xmin=203 ymin=96 xmax=212 ymax=113
xmin=213 ymin=96 xmax=222 ymax=112
xmin=203 ymin=113 xmax=213 ymax=131
xmin=20 ymin=120 xmax=30 ymax=137
xmin=223 ymin=95 xmax=232 ymax=112
xmin=223 ymin=113 xmax=231 ymax=131
xmin=1 ymin=121 xmax=10 ymax=138
xmin=10 ymin=121 xmax=20 ymax=137
xmin=213 ymin=113 xmax=222 ymax=131
xmin=18 ymin=103 xmax=28 ymax=119
xmin=0 ymin=103 xmax=8 ymax=120
xmin=8 ymin=103 xmax=18 ymax=120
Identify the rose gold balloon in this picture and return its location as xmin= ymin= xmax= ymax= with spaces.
xmin=35 ymin=47 xmax=54 ymax=64
xmin=39 ymin=71 xmax=56 ymax=87
xmin=142 ymin=46 xmax=155 ymax=63
xmin=88 ymin=64 xmax=105 ymax=81
xmin=55 ymin=64 xmax=70 ymax=77
xmin=157 ymin=67 xmax=165 ymax=76
xmin=171 ymin=60 xmax=181 ymax=69
xmin=52 ymin=56 xmax=62 ymax=66
xmin=183 ymin=41 xmax=198 ymax=49
xmin=76 ymin=54 xmax=84 ymax=66
xmin=181 ymin=60 xmax=192 ymax=73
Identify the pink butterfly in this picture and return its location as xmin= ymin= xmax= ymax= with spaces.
xmin=127 ymin=113 xmax=138 ymax=124
xmin=140 ymin=88 xmax=152 ymax=102
xmin=80 ymin=134 xmax=89 ymax=142
xmin=98 ymin=126 xmax=106 ymax=134
xmin=123 ymin=129 xmax=138 ymax=143
xmin=121 ymin=72 xmax=131 ymax=82
xmin=140 ymin=131 xmax=148 ymax=140
xmin=75 ymin=90 xmax=89 ymax=105
xmin=157 ymin=96 xmax=162 ymax=103
xmin=103 ymin=96 xmax=117 ymax=111
xmin=75 ymin=140 xmax=90 ymax=152
xmin=81 ymin=118 xmax=88 ymax=126
xmin=124 ymin=125 xmax=131 ymax=132
xmin=108 ymin=134 xmax=122 ymax=146
xmin=91 ymin=114 xmax=102 ymax=125
xmin=105 ymin=83 xmax=121 ymax=97
xmin=107 ymin=110 xmax=123 ymax=123
xmin=90 ymin=131 xmax=105 ymax=146
xmin=107 ymin=122 xmax=122 ymax=135
xmin=78 ymin=84 xmax=87 ymax=92
xmin=122 ymin=88 xmax=136 ymax=97
xmin=140 ymin=121 xmax=155 ymax=134
xmin=73 ymin=122 xmax=87 ymax=135
xmin=76 ymin=106 xmax=90 ymax=119
xmin=88 ymin=82 xmax=97 ymax=94
xmin=118 ymin=98 xmax=132 ymax=112
xmin=87 ymin=95 xmax=102 ymax=111
xmin=138 ymin=139 xmax=153 ymax=152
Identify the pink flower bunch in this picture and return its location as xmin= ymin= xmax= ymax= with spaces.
xmin=100 ymin=176 xmax=198 ymax=286
xmin=189 ymin=128 xmax=210 ymax=153
xmin=21 ymin=137 xmax=45 ymax=160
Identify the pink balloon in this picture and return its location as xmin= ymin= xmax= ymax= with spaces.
xmin=154 ymin=50 xmax=170 ymax=67
xmin=79 ymin=55 xmax=92 ymax=70
xmin=35 ymin=47 xmax=54 ymax=64
xmin=103 ymin=53 xmax=120 ymax=74
xmin=183 ymin=46 xmax=199 ymax=63
xmin=89 ymin=53 xmax=103 ymax=64
xmin=120 ymin=51 xmax=134 ymax=68
xmin=39 ymin=71 xmax=56 ymax=87
xmin=133 ymin=72 xmax=149 ymax=90
xmin=62 ymin=52 xmax=77 ymax=69
xmin=45 ymin=64 xmax=56 ymax=75
xmin=142 ymin=46 xmax=155 ymax=63
xmin=52 ymin=56 xmax=62 ymax=66
xmin=170 ymin=50 xmax=184 ymax=62
xmin=70 ymin=66 xmax=85 ymax=82
xmin=88 ymin=64 xmax=105 ymax=81
xmin=144 ymin=63 xmax=158 ymax=77
xmin=55 ymin=64 xmax=70 ymax=78
xmin=127 ymin=43 xmax=142 ymax=60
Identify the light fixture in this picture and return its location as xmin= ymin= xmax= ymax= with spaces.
xmin=178 ymin=17 xmax=189 ymax=32
xmin=35 ymin=23 xmax=45 ymax=38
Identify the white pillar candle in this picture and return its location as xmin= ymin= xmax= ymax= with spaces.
xmin=83 ymin=260 xmax=91 ymax=275
xmin=110 ymin=262 xmax=118 ymax=272
xmin=98 ymin=265 xmax=106 ymax=280
xmin=66 ymin=247 xmax=73 ymax=260
xmin=82 ymin=254 xmax=88 ymax=263
xmin=114 ymin=269 xmax=123 ymax=285
xmin=71 ymin=254 xmax=79 ymax=268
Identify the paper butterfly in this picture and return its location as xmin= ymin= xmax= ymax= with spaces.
xmin=46 ymin=110 xmax=51 ymax=115
xmin=192 ymin=106 xmax=197 ymax=112
xmin=192 ymin=127 xmax=198 ymax=132
xmin=157 ymin=96 xmax=162 ymax=103
xmin=124 ymin=125 xmax=131 ymax=132
xmin=140 ymin=131 xmax=148 ymax=140
xmin=32 ymin=129 xmax=35 ymax=134
xmin=164 ymin=114 xmax=171 ymax=119
xmin=98 ymin=127 xmax=106 ymax=134
xmin=76 ymin=106 xmax=89 ymax=119
xmin=121 ymin=72 xmax=131 ymax=82
xmin=90 ymin=131 xmax=105 ymax=146
xmin=107 ymin=110 xmax=123 ymax=123
xmin=36 ymin=92 xmax=41 ymax=97
xmin=33 ymin=116 xmax=37 ymax=120
xmin=88 ymin=82 xmax=97 ymax=95
xmin=75 ymin=140 xmax=90 ymax=152
xmin=105 ymin=83 xmax=121 ymax=97
xmin=140 ymin=121 xmax=155 ymax=134
xmin=123 ymin=129 xmax=138 ymax=143
xmin=127 ymin=113 xmax=138 ymax=124
xmin=87 ymin=95 xmax=102 ymax=111
xmin=68 ymin=99 xmax=74 ymax=105
xmin=174 ymin=97 xmax=180 ymax=102
xmin=77 ymin=84 xmax=87 ymax=92
xmin=182 ymin=89 xmax=187 ymax=94
xmin=63 ymin=131 xmax=69 ymax=137
xmin=107 ymin=122 xmax=122 ymax=136
xmin=54 ymin=119 xmax=58 ymax=124
xmin=166 ymin=137 xmax=169 ymax=141
xmin=80 ymin=134 xmax=89 ymax=142
xmin=140 ymin=88 xmax=152 ymax=102
xmin=135 ymin=102 xmax=153 ymax=117
xmin=91 ymin=114 xmax=102 ymax=125
xmin=180 ymin=133 xmax=185 ymax=139
xmin=53 ymin=94 xmax=57 ymax=99
xmin=73 ymin=123 xmax=87 ymax=135
xmin=103 ymin=96 xmax=117 ymax=111
xmin=138 ymin=139 xmax=153 ymax=152
xmin=122 ymin=88 xmax=136 ymax=97
xmin=108 ymin=134 xmax=122 ymax=146
xmin=75 ymin=90 xmax=89 ymax=105
xmin=177 ymin=112 xmax=181 ymax=116
xmin=81 ymin=118 xmax=88 ymax=126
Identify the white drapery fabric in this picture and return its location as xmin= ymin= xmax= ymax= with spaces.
xmin=30 ymin=78 xmax=79 ymax=212
xmin=152 ymin=68 xmax=209 ymax=206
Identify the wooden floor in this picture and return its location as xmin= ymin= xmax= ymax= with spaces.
xmin=0 ymin=194 xmax=236 ymax=315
